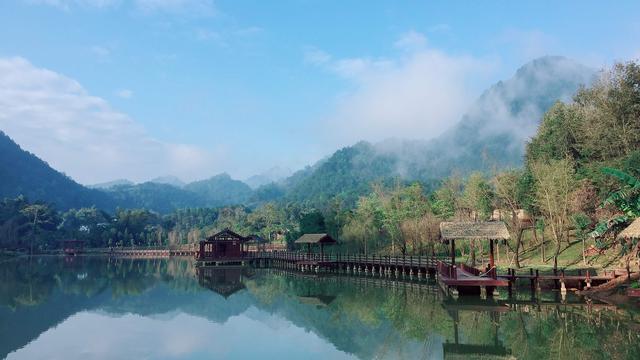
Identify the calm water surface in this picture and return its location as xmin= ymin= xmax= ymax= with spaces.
xmin=1 ymin=257 xmax=639 ymax=359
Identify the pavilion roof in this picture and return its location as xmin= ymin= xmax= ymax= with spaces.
xmin=205 ymin=228 xmax=248 ymax=242
xmin=617 ymin=218 xmax=640 ymax=239
xmin=295 ymin=233 xmax=337 ymax=244
xmin=440 ymin=221 xmax=510 ymax=241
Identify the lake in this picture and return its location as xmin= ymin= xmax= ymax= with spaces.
xmin=1 ymin=257 xmax=639 ymax=360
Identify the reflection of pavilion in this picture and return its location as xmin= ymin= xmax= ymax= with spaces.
xmin=196 ymin=266 xmax=253 ymax=298
xmin=442 ymin=298 xmax=511 ymax=359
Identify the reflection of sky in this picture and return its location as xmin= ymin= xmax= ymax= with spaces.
xmin=6 ymin=310 xmax=357 ymax=360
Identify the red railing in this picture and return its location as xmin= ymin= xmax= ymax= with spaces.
xmin=458 ymin=263 xmax=481 ymax=276
xmin=437 ymin=260 xmax=456 ymax=279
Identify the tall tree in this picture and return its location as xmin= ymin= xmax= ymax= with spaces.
xmin=530 ymin=159 xmax=576 ymax=270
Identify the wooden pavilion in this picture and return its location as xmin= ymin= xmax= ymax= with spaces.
xmin=295 ymin=233 xmax=336 ymax=256
xmin=439 ymin=221 xmax=510 ymax=295
xmin=196 ymin=229 xmax=249 ymax=263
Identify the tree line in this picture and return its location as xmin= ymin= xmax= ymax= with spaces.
xmin=2 ymin=61 xmax=639 ymax=270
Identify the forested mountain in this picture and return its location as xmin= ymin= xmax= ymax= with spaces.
xmin=102 ymin=182 xmax=204 ymax=214
xmin=284 ymin=142 xmax=416 ymax=206
xmin=0 ymin=131 xmax=112 ymax=210
xmin=184 ymin=173 xmax=253 ymax=207
xmin=280 ymin=56 xmax=595 ymax=206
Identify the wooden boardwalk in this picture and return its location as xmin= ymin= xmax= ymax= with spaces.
xmin=246 ymin=251 xmax=624 ymax=296
xmin=60 ymin=247 xmax=625 ymax=296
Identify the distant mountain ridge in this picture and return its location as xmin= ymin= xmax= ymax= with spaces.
xmin=0 ymin=56 xmax=595 ymax=212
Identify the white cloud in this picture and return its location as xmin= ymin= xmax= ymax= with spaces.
xmin=115 ymin=88 xmax=133 ymax=98
xmin=312 ymin=32 xmax=494 ymax=147
xmin=0 ymin=56 xmax=224 ymax=184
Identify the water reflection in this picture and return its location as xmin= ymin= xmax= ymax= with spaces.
xmin=0 ymin=257 xmax=639 ymax=359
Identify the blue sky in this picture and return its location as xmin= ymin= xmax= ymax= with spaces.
xmin=0 ymin=0 xmax=638 ymax=184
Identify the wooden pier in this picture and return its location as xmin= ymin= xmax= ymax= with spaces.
xmin=245 ymin=251 xmax=625 ymax=297
xmin=81 ymin=247 xmax=196 ymax=258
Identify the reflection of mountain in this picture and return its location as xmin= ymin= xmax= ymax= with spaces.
xmin=1 ymin=258 xmax=638 ymax=360
xmin=0 ymin=289 xmax=109 ymax=359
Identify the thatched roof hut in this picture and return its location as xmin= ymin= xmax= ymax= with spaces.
xmin=295 ymin=233 xmax=336 ymax=255
xmin=295 ymin=233 xmax=336 ymax=244
xmin=617 ymin=218 xmax=640 ymax=240
xmin=440 ymin=221 xmax=510 ymax=242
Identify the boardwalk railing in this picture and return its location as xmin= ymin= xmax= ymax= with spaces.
xmin=437 ymin=260 xmax=456 ymax=279
xmin=246 ymin=251 xmax=446 ymax=270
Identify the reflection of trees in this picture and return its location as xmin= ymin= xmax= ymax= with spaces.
xmin=1 ymin=258 xmax=639 ymax=360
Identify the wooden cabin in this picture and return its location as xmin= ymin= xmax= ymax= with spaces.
xmin=196 ymin=229 xmax=248 ymax=261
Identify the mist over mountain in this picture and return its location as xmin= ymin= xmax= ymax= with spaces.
xmin=244 ymin=166 xmax=293 ymax=189
xmin=149 ymin=175 xmax=185 ymax=188
xmin=411 ymin=56 xmax=596 ymax=177
xmin=89 ymin=179 xmax=135 ymax=190
xmin=281 ymin=56 xmax=595 ymax=205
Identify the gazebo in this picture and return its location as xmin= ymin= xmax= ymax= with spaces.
xmin=295 ymin=233 xmax=336 ymax=257
xmin=440 ymin=221 xmax=510 ymax=279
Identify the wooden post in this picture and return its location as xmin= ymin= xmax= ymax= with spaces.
xmin=489 ymin=239 xmax=495 ymax=279
xmin=451 ymin=239 xmax=456 ymax=266
xmin=529 ymin=268 xmax=535 ymax=295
